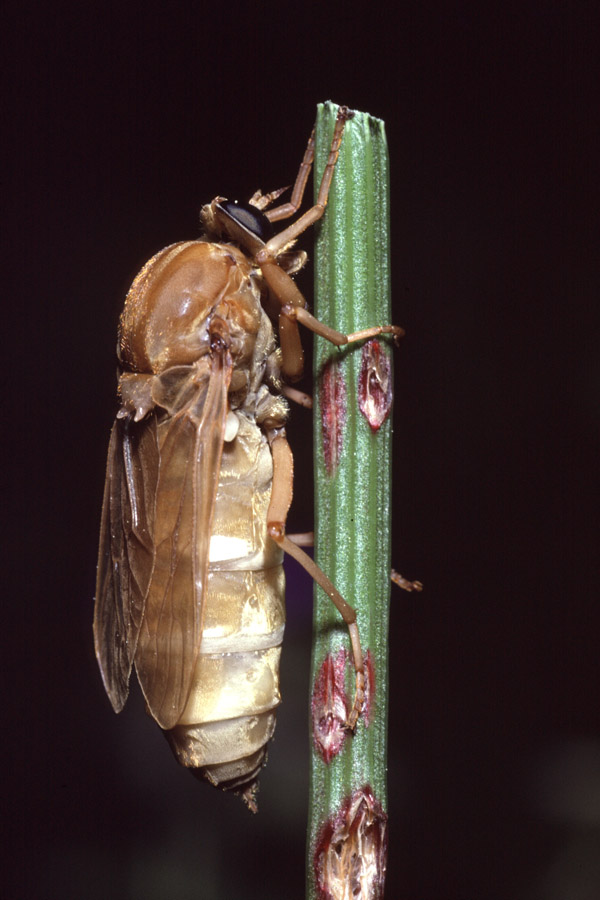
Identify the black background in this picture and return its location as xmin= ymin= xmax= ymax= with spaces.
xmin=7 ymin=2 xmax=599 ymax=898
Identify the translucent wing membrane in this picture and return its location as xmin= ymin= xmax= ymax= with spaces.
xmin=134 ymin=353 xmax=232 ymax=729
xmin=94 ymin=417 xmax=159 ymax=712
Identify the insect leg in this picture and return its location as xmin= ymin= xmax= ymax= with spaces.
xmin=283 ymin=304 xmax=405 ymax=346
xmin=279 ymin=384 xmax=312 ymax=408
xmin=287 ymin=531 xmax=314 ymax=546
xmin=259 ymin=262 xmax=307 ymax=380
xmin=256 ymin=108 xmax=354 ymax=380
xmin=264 ymin=127 xmax=315 ymax=222
xmin=391 ymin=570 xmax=423 ymax=592
xmin=259 ymin=257 xmax=405 ymax=378
xmin=280 ymin=535 xmax=365 ymax=731
xmin=266 ymin=430 xmax=365 ymax=731
xmin=258 ymin=106 xmax=353 ymax=258
xmin=249 ymin=185 xmax=289 ymax=211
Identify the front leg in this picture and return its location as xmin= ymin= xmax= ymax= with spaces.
xmin=255 ymin=107 xmax=354 ymax=381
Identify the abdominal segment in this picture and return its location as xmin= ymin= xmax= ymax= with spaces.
xmin=165 ymin=566 xmax=285 ymax=790
xmin=164 ymin=412 xmax=286 ymax=794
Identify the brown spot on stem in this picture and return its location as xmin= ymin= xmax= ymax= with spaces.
xmin=314 ymin=785 xmax=388 ymax=900
xmin=312 ymin=649 xmax=349 ymax=762
xmin=320 ymin=359 xmax=346 ymax=475
xmin=358 ymin=339 xmax=392 ymax=431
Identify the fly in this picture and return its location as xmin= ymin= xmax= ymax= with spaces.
xmin=94 ymin=107 xmax=404 ymax=810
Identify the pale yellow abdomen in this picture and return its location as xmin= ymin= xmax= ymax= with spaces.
xmin=166 ymin=411 xmax=285 ymax=790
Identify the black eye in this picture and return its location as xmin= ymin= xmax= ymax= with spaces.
xmin=218 ymin=200 xmax=274 ymax=242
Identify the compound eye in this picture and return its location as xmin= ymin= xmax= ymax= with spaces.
xmin=218 ymin=199 xmax=274 ymax=243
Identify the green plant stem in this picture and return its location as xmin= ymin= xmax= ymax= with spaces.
xmin=307 ymin=102 xmax=393 ymax=898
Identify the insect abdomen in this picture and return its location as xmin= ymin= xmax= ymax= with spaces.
xmin=165 ymin=412 xmax=286 ymax=791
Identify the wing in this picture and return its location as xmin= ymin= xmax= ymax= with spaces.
xmin=134 ymin=352 xmax=232 ymax=729
xmin=94 ymin=415 xmax=159 ymax=712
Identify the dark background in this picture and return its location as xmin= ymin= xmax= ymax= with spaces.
xmin=7 ymin=1 xmax=599 ymax=898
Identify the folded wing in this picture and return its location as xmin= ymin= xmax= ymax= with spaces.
xmin=134 ymin=353 xmax=232 ymax=729
xmin=94 ymin=416 xmax=159 ymax=712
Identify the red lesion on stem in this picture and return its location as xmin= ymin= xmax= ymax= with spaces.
xmin=358 ymin=339 xmax=393 ymax=432
xmin=312 ymin=649 xmax=349 ymax=762
xmin=320 ymin=359 xmax=346 ymax=475
xmin=312 ymin=649 xmax=375 ymax=762
xmin=314 ymin=785 xmax=388 ymax=900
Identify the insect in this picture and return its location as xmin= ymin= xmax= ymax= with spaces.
xmin=94 ymin=107 xmax=404 ymax=810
